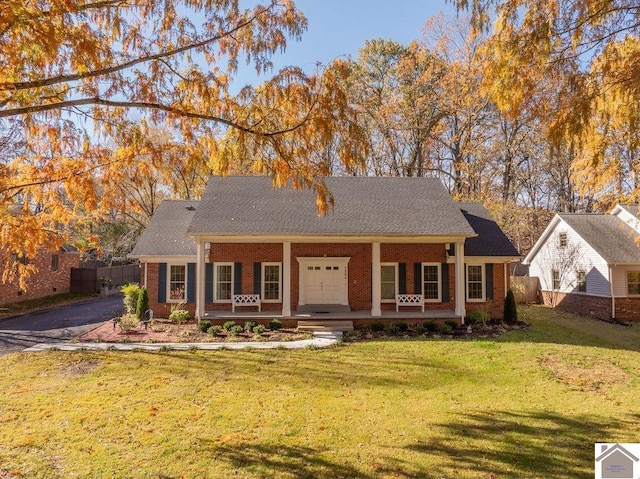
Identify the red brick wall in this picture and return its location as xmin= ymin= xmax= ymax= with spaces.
xmin=145 ymin=243 xmax=510 ymax=319
xmin=0 ymin=249 xmax=79 ymax=306
xmin=540 ymin=290 xmax=640 ymax=322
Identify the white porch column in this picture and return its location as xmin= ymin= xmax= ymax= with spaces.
xmin=282 ymin=242 xmax=291 ymax=316
xmin=455 ymin=241 xmax=466 ymax=321
xmin=195 ymin=240 xmax=205 ymax=321
xmin=372 ymin=241 xmax=382 ymax=317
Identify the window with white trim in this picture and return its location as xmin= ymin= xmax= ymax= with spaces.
xmin=577 ymin=270 xmax=586 ymax=293
xmin=422 ymin=263 xmax=441 ymax=301
xmin=169 ymin=264 xmax=186 ymax=301
xmin=552 ymin=269 xmax=561 ymax=290
xmin=262 ymin=263 xmax=281 ymax=301
xmin=467 ymin=264 xmax=484 ymax=301
xmin=381 ymin=263 xmax=397 ymax=301
xmin=627 ymin=271 xmax=640 ymax=295
xmin=558 ymin=232 xmax=568 ymax=248
xmin=214 ymin=263 xmax=233 ymax=301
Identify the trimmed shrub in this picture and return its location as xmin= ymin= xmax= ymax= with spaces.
xmin=503 ymin=289 xmax=518 ymax=325
xmin=169 ymin=307 xmax=190 ymax=324
xmin=269 ymin=319 xmax=283 ymax=330
xmin=244 ymin=321 xmax=258 ymax=333
xmin=445 ymin=319 xmax=458 ymax=330
xmin=198 ymin=320 xmax=212 ymax=333
xmin=440 ymin=323 xmax=454 ymax=334
xmin=223 ymin=321 xmax=237 ymax=331
xmin=208 ymin=325 xmax=223 ymax=335
xmin=229 ymin=325 xmax=244 ymax=335
xmin=118 ymin=313 xmax=140 ymax=333
xmin=253 ymin=324 xmax=266 ymax=334
xmin=370 ymin=322 xmax=385 ymax=332
xmin=135 ymin=287 xmax=149 ymax=320
xmin=424 ymin=321 xmax=438 ymax=333
xmin=389 ymin=322 xmax=408 ymax=334
xmin=121 ymin=283 xmax=141 ymax=315
xmin=466 ymin=310 xmax=490 ymax=326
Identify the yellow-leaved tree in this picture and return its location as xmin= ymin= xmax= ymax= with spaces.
xmin=0 ymin=0 xmax=367 ymax=288
xmin=454 ymin=0 xmax=640 ymax=206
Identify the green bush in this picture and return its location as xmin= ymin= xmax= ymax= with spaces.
xmin=370 ymin=322 xmax=385 ymax=332
xmin=466 ymin=310 xmax=490 ymax=325
xmin=135 ymin=287 xmax=149 ymax=320
xmin=120 ymin=283 xmax=141 ymax=315
xmin=253 ymin=324 xmax=266 ymax=334
xmin=223 ymin=320 xmax=237 ymax=331
xmin=229 ymin=325 xmax=244 ymax=335
xmin=169 ymin=307 xmax=190 ymax=324
xmin=207 ymin=325 xmax=223 ymax=335
xmin=389 ymin=322 xmax=408 ymax=334
xmin=269 ymin=319 xmax=283 ymax=330
xmin=118 ymin=313 xmax=140 ymax=333
xmin=424 ymin=321 xmax=438 ymax=332
xmin=244 ymin=321 xmax=258 ymax=333
xmin=440 ymin=323 xmax=454 ymax=334
xmin=445 ymin=319 xmax=458 ymax=330
xmin=503 ymin=289 xmax=518 ymax=324
xmin=198 ymin=320 xmax=212 ymax=333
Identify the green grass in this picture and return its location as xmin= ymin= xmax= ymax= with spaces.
xmin=1 ymin=305 xmax=640 ymax=478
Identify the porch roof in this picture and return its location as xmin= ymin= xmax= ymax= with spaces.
xmin=188 ymin=176 xmax=476 ymax=237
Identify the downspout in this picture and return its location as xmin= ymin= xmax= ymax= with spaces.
xmin=144 ymin=262 xmax=148 ymax=289
xmin=609 ymin=264 xmax=616 ymax=320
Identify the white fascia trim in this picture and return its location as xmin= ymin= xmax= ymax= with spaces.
xmin=189 ymin=234 xmax=474 ymax=244
xmin=447 ymin=256 xmax=520 ymax=264
xmin=127 ymin=255 xmax=197 ymax=263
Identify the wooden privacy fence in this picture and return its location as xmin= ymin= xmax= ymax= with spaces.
xmin=71 ymin=264 xmax=140 ymax=294
xmin=510 ymin=276 xmax=539 ymax=303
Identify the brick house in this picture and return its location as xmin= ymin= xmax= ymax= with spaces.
xmin=0 ymin=245 xmax=80 ymax=306
xmin=129 ymin=176 xmax=520 ymax=325
xmin=524 ymin=204 xmax=640 ymax=321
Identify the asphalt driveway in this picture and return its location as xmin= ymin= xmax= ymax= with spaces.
xmin=0 ymin=295 xmax=123 ymax=356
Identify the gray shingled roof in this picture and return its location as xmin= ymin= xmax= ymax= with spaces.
xmin=458 ymin=202 xmax=520 ymax=257
xmin=559 ymin=213 xmax=640 ymax=263
xmin=187 ymin=176 xmax=476 ymax=237
xmin=129 ymin=200 xmax=198 ymax=257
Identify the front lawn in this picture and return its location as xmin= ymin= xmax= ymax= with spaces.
xmin=1 ymin=305 xmax=639 ymax=478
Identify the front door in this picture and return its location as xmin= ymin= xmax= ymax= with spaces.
xmin=298 ymin=257 xmax=349 ymax=305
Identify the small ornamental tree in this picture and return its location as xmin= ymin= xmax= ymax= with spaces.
xmin=121 ymin=283 xmax=141 ymax=315
xmin=503 ymin=289 xmax=518 ymax=325
xmin=136 ymin=287 xmax=149 ymax=320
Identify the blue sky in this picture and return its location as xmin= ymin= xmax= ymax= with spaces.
xmin=234 ymin=0 xmax=456 ymax=87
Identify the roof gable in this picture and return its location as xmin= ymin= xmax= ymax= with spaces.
xmin=188 ymin=176 xmax=476 ymax=237
xmin=458 ymin=202 xmax=520 ymax=257
xmin=129 ymin=200 xmax=198 ymax=258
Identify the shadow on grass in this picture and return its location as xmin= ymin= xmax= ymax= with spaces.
xmin=404 ymin=410 xmax=640 ymax=478
xmin=199 ymin=441 xmax=374 ymax=479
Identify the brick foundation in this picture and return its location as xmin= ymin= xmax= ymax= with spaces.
xmin=540 ymin=290 xmax=640 ymax=321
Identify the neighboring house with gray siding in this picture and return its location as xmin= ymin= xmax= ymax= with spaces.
xmin=524 ymin=204 xmax=640 ymax=321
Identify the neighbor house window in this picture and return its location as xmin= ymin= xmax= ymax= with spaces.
xmin=215 ymin=263 xmax=233 ymax=301
xmin=422 ymin=263 xmax=441 ymax=301
xmin=552 ymin=269 xmax=561 ymax=290
xmin=577 ymin=270 xmax=586 ymax=292
xmin=467 ymin=264 xmax=484 ymax=301
xmin=51 ymin=254 xmax=59 ymax=271
xmin=558 ymin=232 xmax=568 ymax=248
xmin=262 ymin=263 xmax=281 ymax=301
xmin=381 ymin=263 xmax=397 ymax=301
xmin=627 ymin=272 xmax=640 ymax=295
xmin=169 ymin=265 xmax=186 ymax=301
xmin=10 ymin=253 xmax=28 ymax=266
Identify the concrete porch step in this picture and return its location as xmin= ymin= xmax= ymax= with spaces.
xmin=297 ymin=320 xmax=354 ymax=332
xmin=296 ymin=304 xmax=351 ymax=314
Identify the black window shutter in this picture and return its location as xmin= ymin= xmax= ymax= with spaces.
xmin=441 ymin=263 xmax=449 ymax=302
xmin=158 ymin=263 xmax=167 ymax=303
xmin=413 ymin=262 xmax=422 ymax=295
xmin=485 ymin=263 xmax=494 ymax=300
xmin=205 ymin=263 xmax=213 ymax=303
xmin=234 ymin=263 xmax=242 ymax=295
xmin=187 ymin=263 xmax=196 ymax=303
xmin=253 ymin=262 xmax=262 ymax=295
xmin=398 ymin=263 xmax=407 ymax=295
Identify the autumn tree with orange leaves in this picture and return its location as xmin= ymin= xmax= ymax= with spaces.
xmin=0 ymin=0 xmax=367 ymax=288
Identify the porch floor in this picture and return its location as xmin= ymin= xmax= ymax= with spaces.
xmin=203 ymin=310 xmax=461 ymax=321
